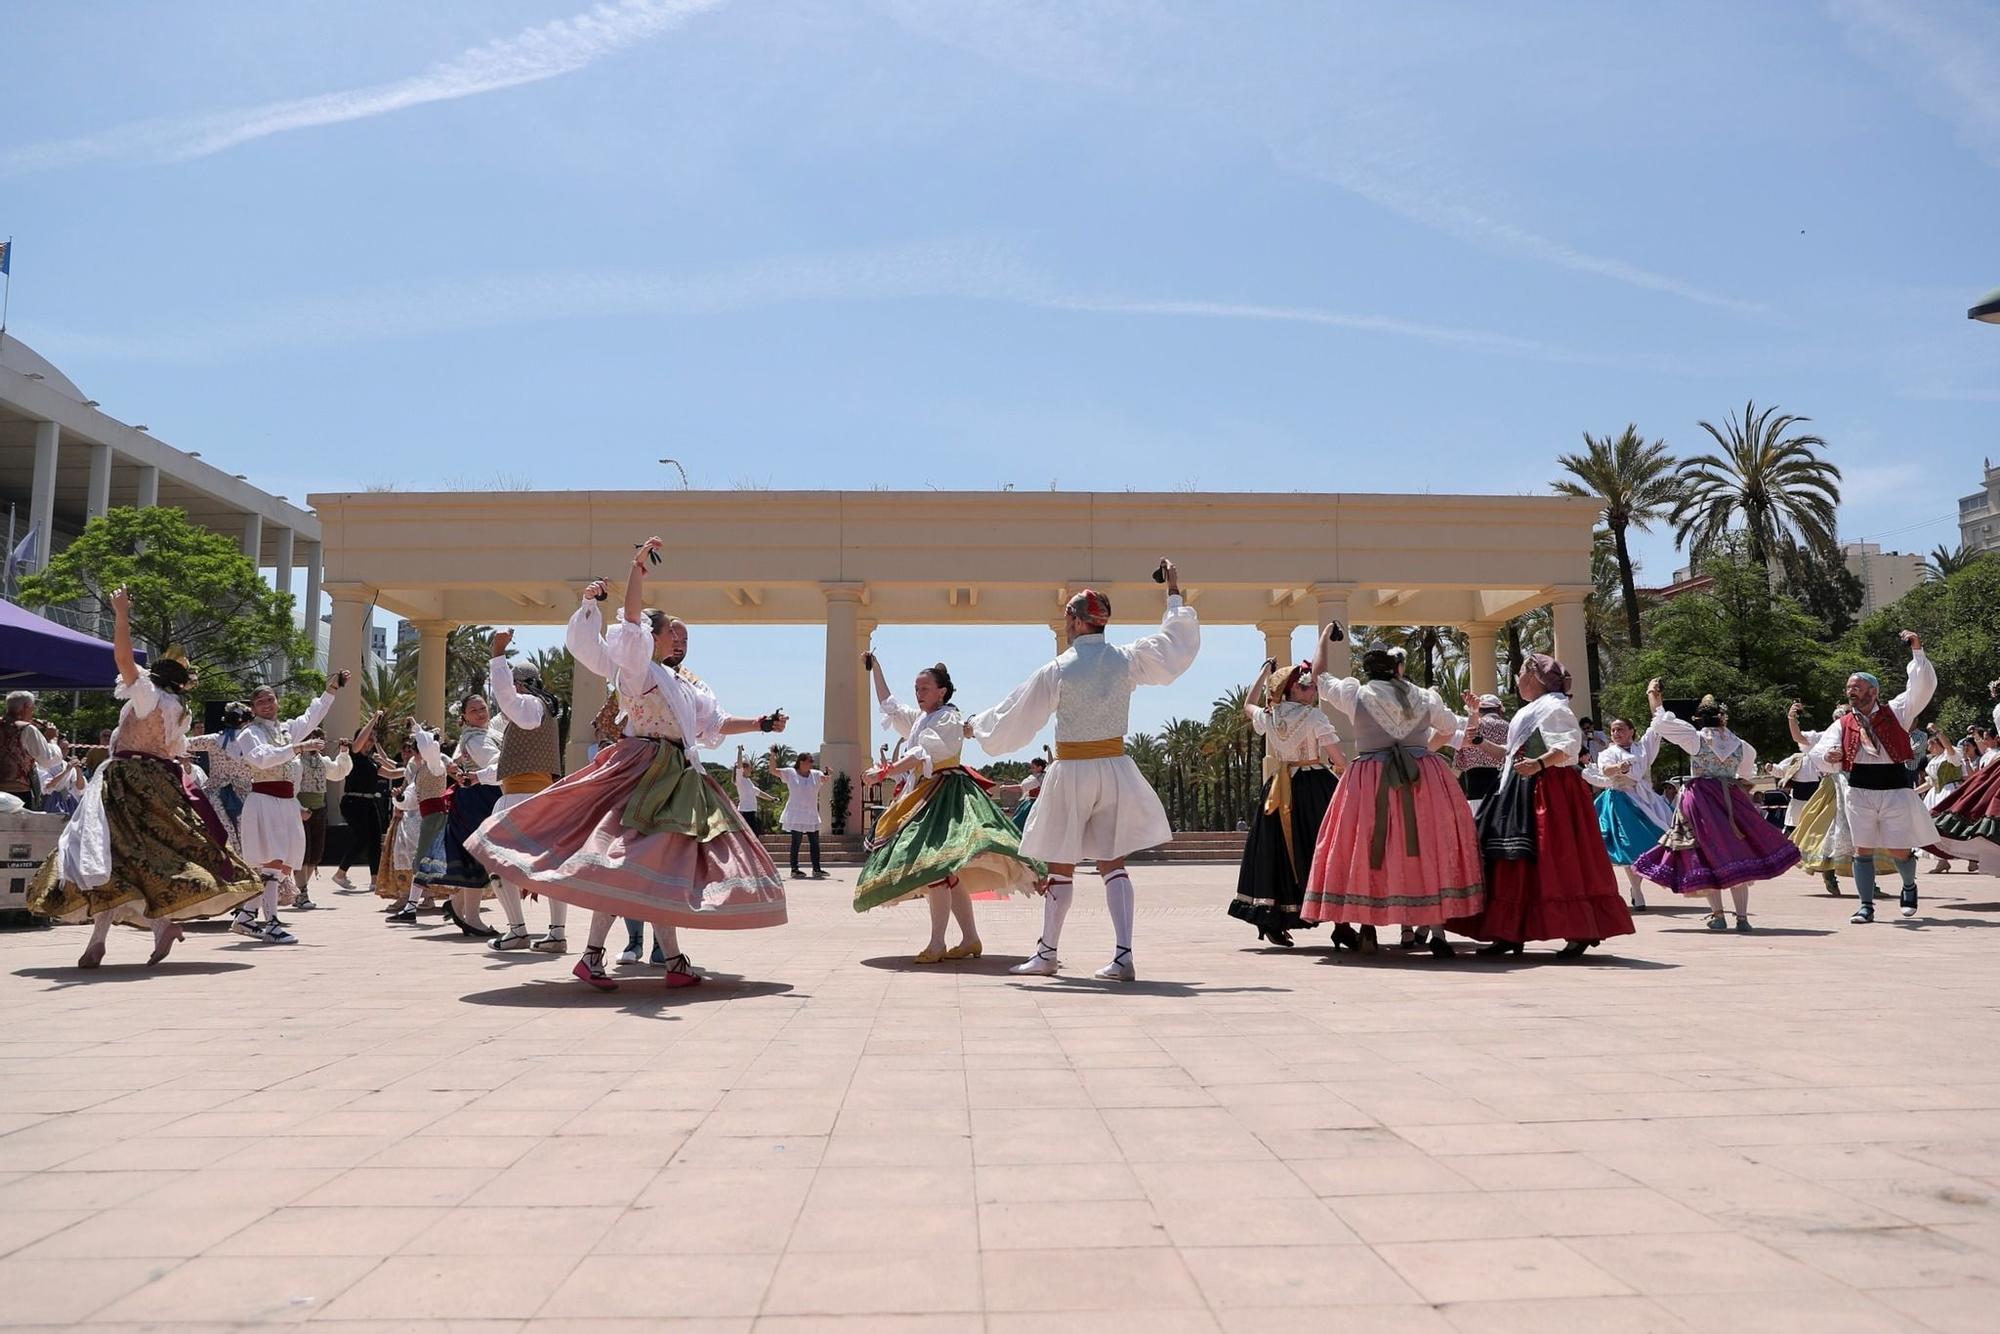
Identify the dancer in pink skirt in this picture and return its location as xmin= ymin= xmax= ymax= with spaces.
xmin=468 ymin=537 xmax=788 ymax=991
xmin=1302 ymin=633 xmax=1484 ymax=958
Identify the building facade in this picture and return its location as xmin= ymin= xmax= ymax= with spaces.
xmin=1842 ymin=542 xmax=1925 ymax=615
xmin=1959 ymin=459 xmax=2000 ymax=555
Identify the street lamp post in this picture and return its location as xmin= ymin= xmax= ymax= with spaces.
xmin=658 ymin=458 xmax=690 ymax=487
xmin=1970 ymin=288 xmax=2000 ymax=324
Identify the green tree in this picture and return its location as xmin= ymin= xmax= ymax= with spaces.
xmin=1924 ymin=543 xmax=1984 ymax=582
xmin=1553 ymin=425 xmax=1677 ymax=649
xmin=529 ymin=646 xmax=575 ymax=704
xmin=1846 ymin=557 xmax=2000 ymax=739
xmin=1605 ymin=545 xmax=1843 ymax=761
xmin=18 ymin=507 xmax=315 ymax=702
xmin=360 ymin=660 xmax=416 ymax=727
xmin=1672 ymin=401 xmax=1841 ymax=574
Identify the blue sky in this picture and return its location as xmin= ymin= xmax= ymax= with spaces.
xmin=5 ymin=0 xmax=1997 ymax=745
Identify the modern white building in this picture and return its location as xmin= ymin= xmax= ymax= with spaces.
xmin=1959 ymin=459 xmax=2000 ymax=556
xmin=1841 ymin=542 xmax=1925 ymax=615
xmin=1 ymin=335 xmax=325 ymax=656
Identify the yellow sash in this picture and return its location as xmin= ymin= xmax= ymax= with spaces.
xmin=500 ymin=772 xmax=553 ymax=795
xmin=1055 ymin=738 xmax=1125 ymax=761
xmin=872 ymin=770 xmax=951 ymax=845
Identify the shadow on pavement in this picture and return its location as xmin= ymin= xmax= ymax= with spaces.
xmin=457 ymin=976 xmax=798 ymax=1014
xmin=1011 ymin=978 xmax=1292 ymax=997
xmin=15 ymin=961 xmax=255 ymax=988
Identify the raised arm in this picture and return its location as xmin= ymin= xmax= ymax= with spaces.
xmin=410 ymin=722 xmax=447 ymax=776
xmin=1786 ymin=701 xmax=1810 ymax=751
xmin=1643 ymin=678 xmax=1700 ymax=757
xmin=1125 ymin=559 xmax=1201 ymax=687
xmin=565 ymin=592 xmax=615 ymax=681
xmin=622 ymin=537 xmax=660 ymax=631
xmin=486 ymin=631 xmax=545 ymax=729
xmin=324 ymin=746 xmax=354 ymax=783
xmin=106 ymin=587 xmax=143 ymax=686
xmin=1245 ymin=658 xmax=1276 ymax=726
xmin=1888 ymin=631 xmax=1936 ymax=729
xmin=288 ymin=674 xmax=344 ymax=737
xmin=1311 ymin=619 xmax=1344 ymax=679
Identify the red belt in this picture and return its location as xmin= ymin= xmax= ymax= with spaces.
xmin=419 ymin=795 xmax=451 ymax=816
xmin=251 ymin=781 xmax=296 ymax=799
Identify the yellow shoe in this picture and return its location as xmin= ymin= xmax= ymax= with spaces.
xmin=913 ymin=945 xmax=947 ymax=964
xmin=944 ymin=939 xmax=983 ymax=960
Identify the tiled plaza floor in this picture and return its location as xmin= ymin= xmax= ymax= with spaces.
xmin=2 ymin=863 xmax=1998 ymax=1332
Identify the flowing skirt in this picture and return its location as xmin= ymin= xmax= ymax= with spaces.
xmin=1633 ymin=777 xmax=1801 ymax=893
xmin=1792 ymin=776 xmax=1896 ymax=876
xmin=1447 ymin=766 xmax=1633 ymax=944
xmin=1011 ymin=796 xmax=1037 ymax=831
xmin=1019 ymin=755 xmax=1173 ymax=864
xmin=428 ymin=783 xmax=502 ymax=889
xmin=1230 ymin=768 xmax=1337 ymax=934
xmin=854 ymin=769 xmax=1044 ymax=911
xmin=1301 ymin=753 xmax=1484 ymax=928
xmin=375 ymin=808 xmax=419 ymax=899
xmin=1929 ymin=760 xmax=2000 ymax=861
xmin=1595 ymin=789 xmax=1667 ymax=866
xmin=28 ymin=757 xmax=262 ymax=925
xmin=468 ymin=737 xmax=787 ymax=929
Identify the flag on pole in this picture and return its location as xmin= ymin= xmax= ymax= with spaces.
xmin=6 ymin=525 xmax=36 ymax=576
xmin=0 ymin=240 xmax=10 ymax=275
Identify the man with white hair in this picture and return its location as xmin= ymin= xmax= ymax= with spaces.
xmin=0 ymin=690 xmax=57 ymax=809
xmin=1810 ymin=631 xmax=1935 ymax=924
xmin=965 ymin=560 xmax=1200 ymax=982
xmin=228 ymin=673 xmax=349 ymax=942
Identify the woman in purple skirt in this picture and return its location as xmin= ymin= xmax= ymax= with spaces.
xmin=1632 ymin=680 xmax=1801 ymax=932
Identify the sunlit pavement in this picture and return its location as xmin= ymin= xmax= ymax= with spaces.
xmin=1 ymin=863 xmax=1997 ymax=1331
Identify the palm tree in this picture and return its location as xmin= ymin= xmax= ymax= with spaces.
xmin=528 ymin=646 xmax=575 ymax=703
xmin=1672 ymin=401 xmax=1841 ymax=576
xmin=1924 ymin=543 xmax=1983 ymax=582
xmin=1553 ymin=425 xmax=1677 ymax=648
xmin=359 ymin=659 xmax=415 ymax=728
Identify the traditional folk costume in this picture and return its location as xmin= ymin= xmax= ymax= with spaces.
xmin=294 ymin=744 xmax=351 ymax=905
xmin=469 ymin=598 xmax=786 ymax=988
xmin=1924 ymin=752 xmax=1966 ymax=813
xmin=227 ymin=689 xmax=338 ymax=941
xmin=478 ymin=656 xmax=572 ymax=951
xmin=968 ymin=589 xmax=1201 ymax=981
xmin=185 ymin=725 xmax=254 ymax=854
xmin=29 ymin=669 xmax=262 ymax=967
xmin=0 ymin=712 xmax=57 ymax=809
xmin=378 ymin=779 xmax=421 ymax=906
xmin=1780 ymin=744 xmax=1826 ymax=832
xmin=1230 ymin=669 xmax=1342 ymax=945
xmin=1810 ymin=652 xmax=1937 ymax=921
xmin=1793 ymin=771 xmax=1896 ymax=883
xmin=1453 ymin=699 xmax=1509 ymax=816
xmin=1632 ymin=708 xmax=1800 ymax=930
xmin=1582 ymin=735 xmax=1672 ymax=910
xmin=854 ymin=693 xmax=1042 ymax=921
xmin=428 ymin=716 xmax=500 ymax=898
xmin=1301 ymin=673 xmax=1481 ymax=946
xmin=384 ymin=728 xmax=451 ymax=922
xmin=1446 ymin=674 xmax=1633 ymax=954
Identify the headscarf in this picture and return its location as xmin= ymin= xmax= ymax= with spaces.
xmin=1520 ymin=653 xmax=1572 ymax=696
xmin=1477 ymin=694 xmax=1502 ymax=713
xmin=1848 ymin=671 xmax=1881 ymax=692
xmin=1266 ymin=661 xmax=1311 ymax=708
xmin=1066 ymin=588 xmax=1111 ymax=630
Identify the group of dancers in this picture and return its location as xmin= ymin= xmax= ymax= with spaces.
xmin=23 ymin=544 xmax=1987 ymax=982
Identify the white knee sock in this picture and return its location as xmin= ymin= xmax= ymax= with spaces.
xmin=260 ymin=873 xmax=281 ymax=919
xmin=1041 ymin=876 xmax=1074 ymax=950
xmin=1102 ymin=869 xmax=1135 ymax=951
xmin=548 ymin=897 xmax=569 ymax=931
xmin=493 ymin=881 xmax=526 ymax=931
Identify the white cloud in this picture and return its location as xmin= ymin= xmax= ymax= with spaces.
xmin=1828 ymin=0 xmax=2000 ymax=169
xmin=31 ymin=237 xmax=1699 ymax=374
xmin=1 ymin=0 xmax=728 ymax=175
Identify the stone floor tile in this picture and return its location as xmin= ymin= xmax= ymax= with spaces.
xmin=213 ymin=1203 xmax=452 ymax=1255
xmin=16 ymin=1204 xmax=268 ymax=1258
xmin=1565 ymin=1233 xmax=1840 ymax=1295
xmin=979 ymin=1198 xmax=1169 ymax=1249
xmin=1375 ymin=1237 xmax=1632 ymax=1303
xmin=1179 ymin=1243 xmax=1424 ymax=1307
xmin=93 ymin=1253 xmax=382 ymax=1323
xmin=1437 ymin=1294 xmax=1694 ymax=1333
xmin=1659 ymin=1289 xmax=1934 ymax=1333
xmin=0 ymin=1256 xmax=172 ymax=1323
xmin=764 ymin=1249 xmax=981 ymax=1315
xmin=982 ymin=1246 xmax=1206 ymax=1311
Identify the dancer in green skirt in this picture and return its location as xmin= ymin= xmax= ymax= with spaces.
xmin=855 ymin=653 xmax=1044 ymax=963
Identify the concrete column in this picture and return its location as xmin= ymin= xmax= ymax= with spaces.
xmin=856 ymin=619 xmax=878 ymax=766
xmin=1050 ymin=618 xmax=1067 ymax=660
xmin=1309 ymin=583 xmax=1357 ymax=678
xmin=821 ymin=584 xmax=865 ymax=829
xmin=325 ymin=588 xmax=369 ymax=754
xmin=1257 ymin=620 xmax=1294 ymax=669
xmin=135 ymin=465 xmax=160 ymax=509
xmin=415 ymin=620 xmax=452 ymax=727
xmin=302 ymin=544 xmax=324 ymax=669
xmin=242 ymin=511 xmax=263 ymax=566
xmin=1465 ymin=626 xmax=1499 ymax=700
xmin=85 ymin=443 xmax=113 ymax=520
xmin=29 ymin=421 xmax=58 ymax=568
xmin=270 ymin=527 xmax=296 ymax=681
xmin=565 ymin=654 xmax=608 ymax=776
xmin=1551 ymin=591 xmax=1592 ymax=722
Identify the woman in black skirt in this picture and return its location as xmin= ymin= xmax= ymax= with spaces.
xmin=1229 ymin=657 xmax=1347 ymax=947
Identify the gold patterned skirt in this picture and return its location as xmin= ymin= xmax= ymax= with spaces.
xmin=28 ymin=755 xmax=263 ymax=924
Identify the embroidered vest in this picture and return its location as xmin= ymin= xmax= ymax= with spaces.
xmin=497 ymin=708 xmax=562 ymax=780
xmin=1691 ymin=733 xmax=1743 ymax=781
xmin=1839 ymin=705 xmax=1912 ymax=768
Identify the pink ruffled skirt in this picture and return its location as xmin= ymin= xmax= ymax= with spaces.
xmin=1301 ymin=752 xmax=1485 ymax=926
xmin=467 ymin=737 xmax=787 ymax=929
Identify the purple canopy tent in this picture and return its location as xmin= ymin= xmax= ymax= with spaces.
xmin=0 ymin=600 xmax=143 ymax=691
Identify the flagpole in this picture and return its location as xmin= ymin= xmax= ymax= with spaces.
xmin=0 ymin=235 xmax=12 ymax=357
xmin=4 ymin=505 xmax=14 ymax=603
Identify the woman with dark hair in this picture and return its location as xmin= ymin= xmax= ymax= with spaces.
xmin=1303 ymin=633 xmax=1482 ymax=957
xmin=1013 ymin=756 xmax=1048 ymax=830
xmin=855 ymin=653 xmax=1043 ymax=962
xmin=469 ymin=539 xmax=788 ymax=991
xmin=428 ymin=690 xmax=503 ymax=938
xmin=1446 ymin=654 xmax=1633 ymax=957
xmin=28 ymin=587 xmax=262 ymax=967
xmin=1230 ymin=657 xmax=1345 ymax=948
xmin=186 ymin=702 xmax=255 ymax=854
xmin=777 ymin=750 xmax=828 ymax=878
xmin=1632 ymin=680 xmax=1801 ymax=931
xmin=1582 ymin=717 xmax=1673 ymax=911
xmin=333 ymin=709 xmax=389 ymax=890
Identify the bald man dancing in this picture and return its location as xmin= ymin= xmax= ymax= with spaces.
xmin=965 ymin=561 xmax=1200 ymax=982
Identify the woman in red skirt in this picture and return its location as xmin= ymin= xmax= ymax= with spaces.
xmin=1446 ymin=654 xmax=1634 ymax=958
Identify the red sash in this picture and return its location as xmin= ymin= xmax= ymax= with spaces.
xmin=251 ymin=781 xmax=297 ymax=799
